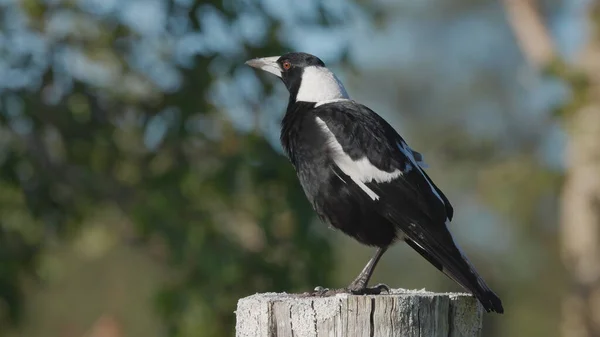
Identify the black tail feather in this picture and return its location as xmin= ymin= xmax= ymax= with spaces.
xmin=405 ymin=238 xmax=504 ymax=314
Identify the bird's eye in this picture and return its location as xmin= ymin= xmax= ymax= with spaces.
xmin=282 ymin=61 xmax=291 ymax=70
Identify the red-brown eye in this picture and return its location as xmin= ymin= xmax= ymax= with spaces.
xmin=282 ymin=61 xmax=291 ymax=70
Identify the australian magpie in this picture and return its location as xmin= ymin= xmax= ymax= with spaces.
xmin=246 ymin=52 xmax=504 ymax=313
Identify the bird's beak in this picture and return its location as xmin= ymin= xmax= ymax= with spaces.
xmin=245 ymin=56 xmax=282 ymax=78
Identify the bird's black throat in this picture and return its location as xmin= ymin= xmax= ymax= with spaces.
xmin=280 ymin=101 xmax=318 ymax=167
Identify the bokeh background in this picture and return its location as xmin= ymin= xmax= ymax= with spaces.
xmin=1 ymin=0 xmax=599 ymax=336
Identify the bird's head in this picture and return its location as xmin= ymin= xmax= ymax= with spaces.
xmin=245 ymin=52 xmax=349 ymax=104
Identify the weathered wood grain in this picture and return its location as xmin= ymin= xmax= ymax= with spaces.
xmin=235 ymin=289 xmax=483 ymax=337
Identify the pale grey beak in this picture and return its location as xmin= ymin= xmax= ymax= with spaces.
xmin=245 ymin=56 xmax=282 ymax=78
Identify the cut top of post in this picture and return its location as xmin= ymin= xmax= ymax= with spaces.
xmin=235 ymin=289 xmax=483 ymax=337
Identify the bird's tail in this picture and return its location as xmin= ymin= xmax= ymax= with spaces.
xmin=405 ymin=238 xmax=504 ymax=313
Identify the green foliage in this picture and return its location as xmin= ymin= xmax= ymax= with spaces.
xmin=544 ymin=58 xmax=591 ymax=119
xmin=0 ymin=0 xmax=342 ymax=335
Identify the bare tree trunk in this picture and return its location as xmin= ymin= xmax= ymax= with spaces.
xmin=503 ymin=1 xmax=600 ymax=336
xmin=560 ymin=4 xmax=600 ymax=336
xmin=501 ymin=0 xmax=556 ymax=67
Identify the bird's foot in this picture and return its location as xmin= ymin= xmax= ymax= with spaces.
xmin=309 ymin=284 xmax=390 ymax=296
xmin=348 ymin=283 xmax=391 ymax=295
xmin=309 ymin=286 xmax=347 ymax=296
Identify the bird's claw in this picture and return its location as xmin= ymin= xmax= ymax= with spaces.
xmin=349 ymin=283 xmax=391 ymax=295
xmin=310 ymin=286 xmax=346 ymax=296
xmin=313 ymin=286 xmax=328 ymax=293
xmin=373 ymin=283 xmax=391 ymax=294
xmin=308 ymin=283 xmax=391 ymax=296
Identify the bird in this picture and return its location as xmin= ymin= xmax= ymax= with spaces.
xmin=245 ymin=52 xmax=504 ymax=314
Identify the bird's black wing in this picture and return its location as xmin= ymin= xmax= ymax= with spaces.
xmin=313 ymin=100 xmax=502 ymax=313
xmin=313 ymin=100 xmax=452 ymax=223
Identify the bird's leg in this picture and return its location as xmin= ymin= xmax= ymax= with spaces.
xmin=308 ymin=246 xmax=389 ymax=297
xmin=346 ymin=246 xmax=389 ymax=295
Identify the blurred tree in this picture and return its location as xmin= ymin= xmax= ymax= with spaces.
xmin=504 ymin=0 xmax=600 ymax=336
xmin=559 ymin=3 xmax=600 ymax=337
xmin=0 ymin=0 xmax=359 ymax=335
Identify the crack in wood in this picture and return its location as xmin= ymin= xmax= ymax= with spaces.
xmin=369 ymin=297 xmax=375 ymax=337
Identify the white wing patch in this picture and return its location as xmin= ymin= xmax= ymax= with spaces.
xmin=398 ymin=141 xmax=443 ymax=203
xmin=297 ymin=66 xmax=349 ymax=104
xmin=315 ymin=117 xmax=403 ymax=201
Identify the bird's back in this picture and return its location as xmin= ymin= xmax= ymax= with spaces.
xmin=280 ymin=100 xmax=402 ymax=247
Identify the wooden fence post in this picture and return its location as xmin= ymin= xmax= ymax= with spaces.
xmin=235 ymin=289 xmax=483 ymax=337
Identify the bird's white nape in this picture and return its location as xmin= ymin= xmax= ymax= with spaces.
xmin=296 ymin=66 xmax=350 ymax=104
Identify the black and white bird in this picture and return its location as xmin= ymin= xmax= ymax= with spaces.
xmin=246 ymin=52 xmax=504 ymax=314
